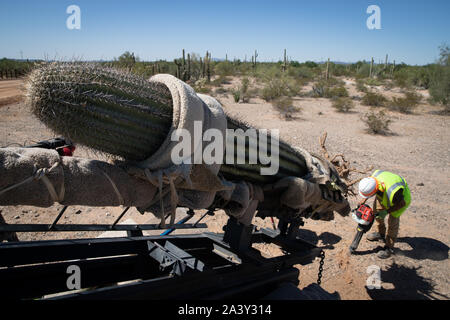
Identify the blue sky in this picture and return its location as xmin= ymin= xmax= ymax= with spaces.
xmin=0 ymin=0 xmax=449 ymax=65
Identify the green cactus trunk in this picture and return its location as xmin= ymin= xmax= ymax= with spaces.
xmin=27 ymin=63 xmax=173 ymax=161
xmin=26 ymin=63 xmax=308 ymax=184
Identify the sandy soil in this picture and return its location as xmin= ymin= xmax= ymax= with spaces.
xmin=0 ymin=79 xmax=449 ymax=300
xmin=0 ymin=80 xmax=24 ymax=107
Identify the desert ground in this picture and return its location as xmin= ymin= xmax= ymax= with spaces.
xmin=0 ymin=78 xmax=449 ymax=300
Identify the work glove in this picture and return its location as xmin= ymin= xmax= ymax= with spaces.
xmin=376 ymin=210 xmax=388 ymax=219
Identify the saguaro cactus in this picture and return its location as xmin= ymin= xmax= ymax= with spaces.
xmin=26 ymin=63 xmax=173 ymax=161
xmin=26 ymin=63 xmax=310 ymax=185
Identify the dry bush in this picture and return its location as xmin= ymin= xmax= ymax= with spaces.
xmin=261 ymin=77 xmax=300 ymax=101
xmin=312 ymin=80 xmax=327 ymax=97
xmin=192 ymin=78 xmax=211 ymax=94
xmin=356 ymin=79 xmax=368 ymax=93
xmin=362 ymin=91 xmax=388 ymax=107
xmin=240 ymin=77 xmax=250 ymax=102
xmin=362 ymin=109 xmax=391 ymax=134
xmin=389 ymin=91 xmax=422 ymax=113
xmin=312 ymin=79 xmax=348 ymax=98
xmin=272 ymin=97 xmax=300 ymax=120
xmin=325 ymin=86 xmax=349 ymax=98
xmin=332 ymin=97 xmax=354 ymax=113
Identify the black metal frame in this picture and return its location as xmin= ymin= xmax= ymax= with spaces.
xmin=0 ymin=213 xmax=321 ymax=300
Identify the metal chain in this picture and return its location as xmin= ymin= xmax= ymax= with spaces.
xmin=317 ymin=249 xmax=325 ymax=285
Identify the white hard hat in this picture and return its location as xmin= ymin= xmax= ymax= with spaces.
xmin=358 ymin=177 xmax=378 ymax=198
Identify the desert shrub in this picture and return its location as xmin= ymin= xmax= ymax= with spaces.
xmin=214 ymin=61 xmax=235 ymax=77
xmin=325 ymin=77 xmax=345 ymax=87
xmin=362 ymin=109 xmax=391 ymax=134
xmin=332 ymin=97 xmax=354 ymax=113
xmin=325 ymin=86 xmax=349 ymax=98
xmin=312 ymin=80 xmax=348 ymax=99
xmin=389 ymin=91 xmax=421 ymax=113
xmin=272 ymin=97 xmax=299 ymax=120
xmin=393 ymin=69 xmax=411 ymax=88
xmin=211 ymin=75 xmax=231 ymax=86
xmin=231 ymin=88 xmax=241 ymax=103
xmin=429 ymin=45 xmax=450 ymax=110
xmin=362 ymin=91 xmax=388 ymax=107
xmin=365 ymin=77 xmax=384 ymax=86
xmin=192 ymin=78 xmax=211 ymax=94
xmin=356 ymin=79 xmax=368 ymax=92
xmin=356 ymin=64 xmax=371 ymax=78
xmin=261 ymin=77 xmax=297 ymax=101
xmin=383 ymin=81 xmax=394 ymax=91
xmin=288 ymin=66 xmax=315 ymax=80
xmin=240 ymin=77 xmax=250 ymax=102
xmin=311 ymin=81 xmax=326 ymax=97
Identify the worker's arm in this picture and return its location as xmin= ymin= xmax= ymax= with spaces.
xmin=387 ymin=190 xmax=406 ymax=214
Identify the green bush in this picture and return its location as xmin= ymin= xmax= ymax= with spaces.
xmin=272 ymin=97 xmax=299 ymax=120
xmin=332 ymin=97 xmax=354 ymax=113
xmin=311 ymin=80 xmax=327 ymax=97
xmin=231 ymin=88 xmax=241 ymax=103
xmin=429 ymin=45 xmax=450 ymax=110
xmin=362 ymin=109 xmax=391 ymax=134
xmin=192 ymin=78 xmax=211 ymax=94
xmin=261 ymin=77 xmax=298 ymax=101
xmin=288 ymin=66 xmax=315 ymax=80
xmin=311 ymin=80 xmax=348 ymax=99
xmin=389 ymin=91 xmax=421 ymax=113
xmin=365 ymin=78 xmax=384 ymax=86
xmin=325 ymin=86 xmax=349 ymax=98
xmin=362 ymin=91 xmax=388 ymax=107
xmin=240 ymin=77 xmax=250 ymax=102
xmin=215 ymin=61 xmax=235 ymax=77
xmin=356 ymin=79 xmax=368 ymax=93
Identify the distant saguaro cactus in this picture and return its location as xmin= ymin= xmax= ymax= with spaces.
xmin=26 ymin=63 xmax=173 ymax=161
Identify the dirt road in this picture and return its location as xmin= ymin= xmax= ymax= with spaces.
xmin=0 ymin=79 xmax=449 ymax=299
xmin=0 ymin=80 xmax=24 ymax=106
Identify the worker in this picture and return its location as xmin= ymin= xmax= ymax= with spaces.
xmin=358 ymin=170 xmax=411 ymax=259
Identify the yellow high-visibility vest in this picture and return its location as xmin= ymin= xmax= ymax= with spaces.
xmin=371 ymin=170 xmax=411 ymax=218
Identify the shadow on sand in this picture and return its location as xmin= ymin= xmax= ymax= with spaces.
xmin=296 ymin=229 xmax=342 ymax=249
xmin=351 ymin=236 xmax=449 ymax=261
xmin=366 ymin=263 xmax=449 ymax=300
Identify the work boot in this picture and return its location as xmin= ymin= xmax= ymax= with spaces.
xmin=377 ymin=247 xmax=393 ymax=259
xmin=366 ymin=232 xmax=384 ymax=242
